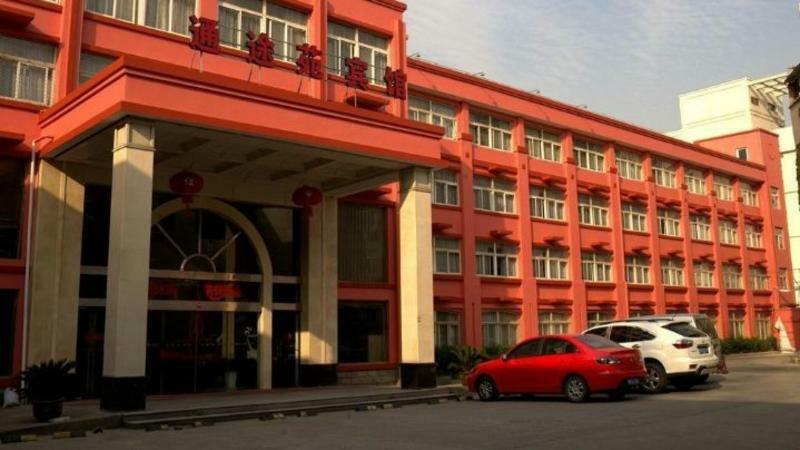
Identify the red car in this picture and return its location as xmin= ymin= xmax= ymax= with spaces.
xmin=467 ymin=334 xmax=647 ymax=402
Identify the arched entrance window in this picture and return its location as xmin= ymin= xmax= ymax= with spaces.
xmin=147 ymin=198 xmax=273 ymax=394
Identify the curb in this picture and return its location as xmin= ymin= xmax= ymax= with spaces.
xmin=0 ymin=387 xmax=467 ymax=440
xmin=724 ymin=351 xmax=785 ymax=360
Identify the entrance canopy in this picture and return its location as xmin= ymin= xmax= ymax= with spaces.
xmin=37 ymin=55 xmax=445 ymax=182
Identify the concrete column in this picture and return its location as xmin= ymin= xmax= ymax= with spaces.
xmin=100 ymin=121 xmax=155 ymax=411
xmin=606 ymin=144 xmax=630 ymax=319
xmin=299 ymin=196 xmax=338 ymax=386
xmin=398 ymin=167 xmax=436 ymax=388
xmin=27 ymin=161 xmax=84 ymax=366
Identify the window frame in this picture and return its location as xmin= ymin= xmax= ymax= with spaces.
xmin=684 ymin=167 xmax=706 ymax=195
xmin=435 ymin=311 xmax=461 ymax=348
xmin=694 ymin=261 xmax=715 ymax=288
xmin=581 ymin=251 xmax=613 ymax=282
xmin=651 ymin=159 xmax=677 ymax=188
xmin=690 ymin=214 xmax=711 ymax=241
xmin=621 ymin=202 xmax=647 ymax=232
xmin=714 ymin=175 xmax=734 ymax=201
xmin=578 ymin=194 xmax=609 ymax=227
xmin=657 ymin=208 xmax=681 ymax=237
xmin=719 ymin=219 xmax=738 ymax=245
xmin=741 ymin=182 xmax=759 ymax=206
xmin=533 ymin=246 xmax=569 ymax=281
xmin=327 ymin=22 xmax=389 ymax=86
xmin=529 ymin=186 xmax=565 ymax=221
xmin=525 ymin=127 xmax=562 ymax=162
xmin=482 ymin=310 xmax=519 ymax=348
xmin=744 ymin=223 xmax=763 ymax=249
xmin=408 ymin=96 xmax=457 ymax=139
xmin=615 ymin=149 xmax=643 ymax=181
xmin=748 ymin=265 xmax=769 ymax=291
xmin=475 ymin=240 xmax=519 ymax=278
xmin=87 ymin=0 xmax=196 ymax=36
xmin=625 ymin=255 xmax=651 ymax=285
xmin=433 ymin=236 xmax=461 ymax=275
xmin=538 ymin=311 xmax=570 ymax=336
xmin=473 ymin=176 xmax=516 ymax=214
xmin=723 ymin=263 xmax=743 ymax=289
xmin=660 ymin=258 xmax=685 ymax=287
xmin=470 ymin=112 xmax=513 ymax=151
xmin=432 ymin=170 xmax=459 ymax=206
xmin=0 ymin=37 xmax=56 ymax=105
xmin=573 ymin=139 xmax=605 ymax=172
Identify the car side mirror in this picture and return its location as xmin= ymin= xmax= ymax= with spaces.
xmin=500 ymin=353 xmax=508 ymax=361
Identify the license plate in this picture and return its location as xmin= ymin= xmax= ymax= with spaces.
xmin=699 ymin=347 xmax=709 ymax=354
xmin=627 ymin=378 xmax=640 ymax=386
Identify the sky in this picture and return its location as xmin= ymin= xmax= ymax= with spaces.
xmin=404 ymin=0 xmax=800 ymax=133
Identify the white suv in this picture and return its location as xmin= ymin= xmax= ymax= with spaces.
xmin=583 ymin=320 xmax=719 ymax=393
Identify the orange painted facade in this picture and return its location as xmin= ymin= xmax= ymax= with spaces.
xmin=0 ymin=0 xmax=797 ymax=389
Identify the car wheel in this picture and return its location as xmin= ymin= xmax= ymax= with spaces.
xmin=476 ymin=376 xmax=498 ymax=401
xmin=607 ymin=388 xmax=626 ymax=401
xmin=563 ymin=375 xmax=590 ymax=403
xmin=643 ymin=361 xmax=668 ymax=394
xmin=696 ymin=373 xmax=710 ymax=384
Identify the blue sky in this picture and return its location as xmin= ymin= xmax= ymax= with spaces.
xmin=404 ymin=0 xmax=800 ymax=132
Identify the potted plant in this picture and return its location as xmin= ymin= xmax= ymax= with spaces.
xmin=446 ymin=346 xmax=486 ymax=385
xmin=22 ymin=359 xmax=76 ymax=422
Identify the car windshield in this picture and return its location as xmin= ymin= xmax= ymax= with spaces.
xmin=663 ymin=322 xmax=706 ymax=338
xmin=694 ymin=317 xmax=719 ymax=339
xmin=576 ymin=334 xmax=623 ymax=349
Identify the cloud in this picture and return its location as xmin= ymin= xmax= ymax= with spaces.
xmin=404 ymin=0 xmax=800 ymax=131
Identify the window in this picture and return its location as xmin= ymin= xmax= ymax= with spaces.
xmin=219 ymin=1 xmax=308 ymax=62
xmin=526 ymin=127 xmax=561 ymax=162
xmin=88 ymin=0 xmax=195 ymax=35
xmin=582 ymin=251 xmax=612 ymax=282
xmin=694 ymin=261 xmax=715 ymax=288
xmin=624 ymin=255 xmax=650 ymax=285
xmin=408 ymin=97 xmax=457 ymax=139
xmin=533 ymin=247 xmax=569 ymax=280
xmin=652 ymin=159 xmax=677 ymax=188
xmin=78 ymin=53 xmax=114 ymax=85
xmin=476 ymin=241 xmax=518 ymax=277
xmin=482 ymin=311 xmax=519 ymax=347
xmin=690 ymin=215 xmax=710 ymax=241
xmin=508 ymin=339 xmax=543 ymax=358
xmin=609 ymin=326 xmax=655 ymax=343
xmin=470 ymin=112 xmax=512 ymax=151
xmin=433 ymin=170 xmax=459 ymax=206
xmin=0 ymin=160 xmax=25 ymax=259
xmin=661 ymin=258 xmax=684 ymax=286
xmin=474 ymin=176 xmax=515 ymax=214
xmin=0 ymin=35 xmax=56 ymax=105
xmin=745 ymin=223 xmax=763 ymax=248
xmin=587 ymin=311 xmax=613 ymax=328
xmin=741 ymin=183 xmax=758 ymax=206
xmin=0 ymin=290 xmax=15 ymax=377
xmin=433 ymin=237 xmax=460 ymax=274
xmin=327 ymin=22 xmax=388 ymax=85
xmin=719 ymin=219 xmax=738 ymax=245
xmin=578 ymin=194 xmax=609 ymax=227
xmin=729 ymin=310 xmax=745 ymax=338
xmin=770 ymin=187 xmax=780 ymax=208
xmin=573 ymin=139 xmax=605 ymax=172
xmin=584 ymin=326 xmax=608 ymax=337
xmin=723 ymin=264 xmax=742 ymax=289
xmin=338 ymin=301 xmax=387 ymax=363
xmin=435 ymin=311 xmax=460 ymax=348
xmin=657 ymin=209 xmax=681 ymax=237
xmin=736 ymin=147 xmax=748 ymax=161
xmin=756 ymin=311 xmax=771 ymax=339
xmin=621 ymin=203 xmax=647 ymax=232
xmin=529 ymin=186 xmax=565 ymax=221
xmin=338 ymin=203 xmax=386 ymax=282
xmin=776 ymin=228 xmax=785 ymax=249
xmin=749 ymin=266 xmax=769 ymax=290
xmin=685 ymin=168 xmax=706 ymax=194
xmin=778 ymin=268 xmax=789 ymax=291
xmin=663 ymin=322 xmax=706 ymax=338
xmin=714 ymin=175 xmax=733 ymax=201
xmin=615 ymin=149 xmax=643 ymax=181
xmin=538 ymin=311 xmax=570 ymax=335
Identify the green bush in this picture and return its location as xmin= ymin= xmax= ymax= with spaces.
xmin=435 ymin=346 xmax=458 ymax=376
xmin=482 ymin=345 xmax=511 ymax=360
xmin=721 ymin=337 xmax=777 ymax=354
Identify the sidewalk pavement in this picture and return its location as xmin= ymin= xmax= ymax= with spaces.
xmin=0 ymin=383 xmax=465 ymax=437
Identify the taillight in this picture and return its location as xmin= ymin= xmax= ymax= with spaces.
xmin=673 ymin=339 xmax=694 ymax=349
xmin=596 ymin=356 xmax=622 ymax=365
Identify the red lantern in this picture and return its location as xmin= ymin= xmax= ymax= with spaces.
xmin=292 ymin=185 xmax=323 ymax=218
xmin=170 ymin=170 xmax=204 ymax=204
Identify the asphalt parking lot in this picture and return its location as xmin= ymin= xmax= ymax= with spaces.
xmin=11 ymin=354 xmax=800 ymax=450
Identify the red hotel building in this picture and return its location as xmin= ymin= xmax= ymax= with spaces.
xmin=0 ymin=0 xmax=798 ymax=409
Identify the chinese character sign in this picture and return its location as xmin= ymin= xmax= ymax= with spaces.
xmin=188 ymin=15 xmax=220 ymax=54
xmin=246 ymin=31 xmax=275 ymax=68
xmin=384 ymin=67 xmax=407 ymax=99
xmin=295 ymin=43 xmax=323 ymax=79
xmin=344 ymin=57 xmax=369 ymax=90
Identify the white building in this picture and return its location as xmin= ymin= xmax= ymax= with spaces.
xmin=671 ymin=72 xmax=799 ymax=304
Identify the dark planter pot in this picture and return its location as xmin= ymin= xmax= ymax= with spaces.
xmin=32 ymin=399 xmax=64 ymax=422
